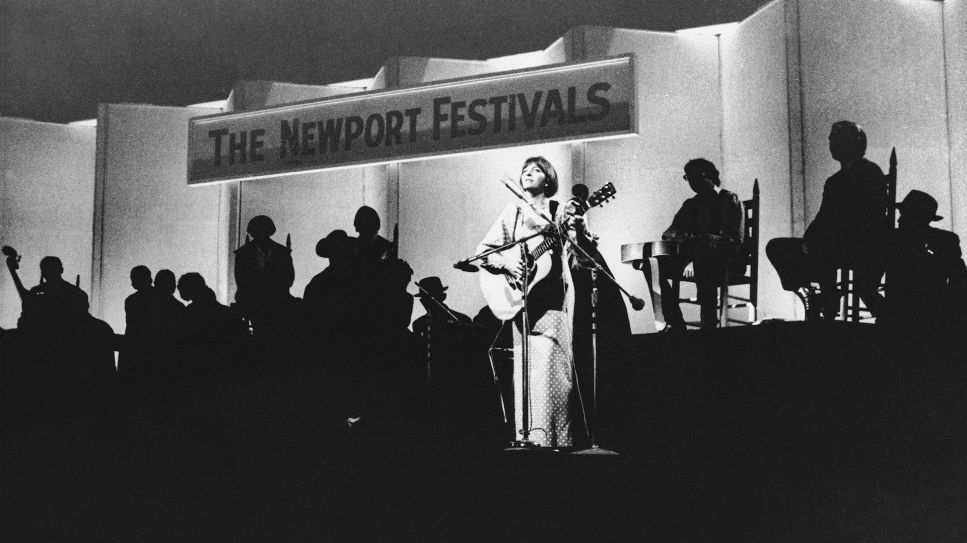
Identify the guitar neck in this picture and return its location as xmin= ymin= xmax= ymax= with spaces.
xmin=529 ymin=235 xmax=558 ymax=262
xmin=5 ymin=263 xmax=30 ymax=302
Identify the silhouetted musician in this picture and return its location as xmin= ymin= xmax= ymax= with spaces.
xmin=658 ymin=159 xmax=743 ymax=331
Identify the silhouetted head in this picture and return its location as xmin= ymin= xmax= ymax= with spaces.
xmin=71 ymin=290 xmax=90 ymax=316
xmin=683 ymin=158 xmax=720 ymax=194
xmin=415 ymin=276 xmax=448 ymax=302
xmin=353 ymin=207 xmax=381 ymax=239
xmin=316 ymin=230 xmax=352 ymax=261
xmin=387 ymin=259 xmax=414 ymax=290
xmin=247 ymin=215 xmax=276 ymax=240
xmin=130 ymin=265 xmax=152 ymax=291
xmin=154 ymin=269 xmax=176 ymax=296
xmin=829 ymin=121 xmax=867 ymax=163
xmin=177 ymin=272 xmax=207 ymax=302
xmin=39 ymin=256 xmax=63 ymax=281
xmin=897 ymin=190 xmax=943 ymax=229
xmin=520 ymin=157 xmax=558 ymax=197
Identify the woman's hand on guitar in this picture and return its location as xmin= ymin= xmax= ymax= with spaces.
xmin=484 ymin=252 xmax=525 ymax=279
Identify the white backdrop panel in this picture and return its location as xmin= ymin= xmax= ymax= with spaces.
xmin=798 ymin=0 xmax=950 ymax=229
xmin=721 ymin=0 xmax=798 ymax=320
xmin=95 ymin=104 xmax=221 ymax=332
xmin=0 ymin=120 xmax=96 ymax=329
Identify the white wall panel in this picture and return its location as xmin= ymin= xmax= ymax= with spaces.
xmin=0 ymin=119 xmax=96 ymax=329
xmin=945 ymin=0 xmax=967 ymax=243
xmin=798 ymin=0 xmax=950 ymax=230
xmin=93 ymin=104 xmax=221 ymax=332
xmin=721 ymin=0 xmax=798 ymax=320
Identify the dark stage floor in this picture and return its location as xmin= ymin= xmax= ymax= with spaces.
xmin=4 ymin=322 xmax=967 ymax=541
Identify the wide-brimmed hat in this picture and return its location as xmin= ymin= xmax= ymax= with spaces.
xmin=415 ymin=276 xmax=447 ymax=298
xmin=316 ymin=230 xmax=351 ymax=257
xmin=897 ymin=190 xmax=942 ymax=221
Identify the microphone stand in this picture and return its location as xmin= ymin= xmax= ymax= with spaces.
xmin=458 ymin=184 xmax=643 ymax=452
xmin=572 ymin=265 xmax=618 ymax=455
xmin=457 ymin=229 xmax=546 ymax=449
xmin=414 ymin=282 xmax=460 ymax=383
xmin=506 ymin=191 xmax=644 ymax=456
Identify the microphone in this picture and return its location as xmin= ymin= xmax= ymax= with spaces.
xmin=499 ymin=174 xmax=525 ymax=200
xmin=453 ymin=259 xmax=479 ymax=272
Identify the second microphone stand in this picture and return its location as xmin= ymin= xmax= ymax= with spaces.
xmin=457 ymin=229 xmax=547 ymax=449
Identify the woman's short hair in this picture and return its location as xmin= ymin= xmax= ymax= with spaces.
xmin=521 ymin=156 xmax=559 ymax=197
xmin=684 ymin=158 xmax=721 ymax=187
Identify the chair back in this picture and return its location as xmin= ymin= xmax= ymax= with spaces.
xmin=739 ymin=179 xmax=760 ymax=306
xmin=885 ymin=147 xmax=898 ymax=227
xmin=843 ymin=148 xmax=896 ymax=322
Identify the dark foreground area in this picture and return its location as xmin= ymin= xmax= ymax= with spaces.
xmin=4 ymin=321 xmax=967 ymax=541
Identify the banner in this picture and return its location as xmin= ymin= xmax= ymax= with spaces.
xmin=188 ymin=55 xmax=635 ymax=184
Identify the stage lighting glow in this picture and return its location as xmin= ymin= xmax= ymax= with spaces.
xmin=188 ymin=99 xmax=228 ymax=110
xmin=675 ymin=22 xmax=739 ymax=36
xmin=330 ymin=78 xmax=374 ymax=89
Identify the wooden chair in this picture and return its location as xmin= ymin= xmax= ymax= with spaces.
xmin=838 ymin=148 xmax=897 ymax=323
xmin=680 ymin=179 xmax=760 ymax=327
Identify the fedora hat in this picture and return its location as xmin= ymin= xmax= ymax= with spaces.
xmin=415 ymin=276 xmax=447 ymax=298
xmin=315 ymin=230 xmax=351 ymax=257
xmin=897 ymin=190 xmax=942 ymax=222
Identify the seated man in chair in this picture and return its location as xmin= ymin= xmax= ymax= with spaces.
xmin=658 ymin=158 xmax=744 ymax=331
xmin=766 ymin=120 xmax=889 ymax=320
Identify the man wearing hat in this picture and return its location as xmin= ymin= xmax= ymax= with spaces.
xmin=412 ymin=277 xmax=470 ymax=333
xmin=303 ymin=229 xmax=358 ymax=327
xmin=883 ymin=190 xmax=967 ymax=326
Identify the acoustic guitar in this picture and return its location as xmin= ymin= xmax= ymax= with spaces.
xmin=480 ymin=183 xmax=616 ymax=320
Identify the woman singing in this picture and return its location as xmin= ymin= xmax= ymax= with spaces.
xmin=477 ymin=157 xmax=580 ymax=449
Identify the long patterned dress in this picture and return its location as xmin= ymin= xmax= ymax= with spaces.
xmin=478 ymin=200 xmax=577 ymax=448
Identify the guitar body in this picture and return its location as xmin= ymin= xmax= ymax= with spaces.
xmin=478 ymin=182 xmax=617 ymax=321
xmin=479 ymin=243 xmax=553 ymax=321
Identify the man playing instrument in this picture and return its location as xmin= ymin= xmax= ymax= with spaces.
xmin=658 ymin=158 xmax=744 ymax=331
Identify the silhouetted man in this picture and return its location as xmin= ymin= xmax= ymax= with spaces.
xmin=352 ymin=206 xmax=394 ymax=273
xmin=304 ymin=230 xmax=358 ymax=328
xmin=234 ymin=215 xmax=295 ymax=335
xmin=124 ymin=266 xmax=154 ymax=337
xmin=413 ymin=277 xmax=471 ymax=337
xmin=148 ymin=269 xmax=185 ymax=383
xmin=767 ymin=121 xmax=888 ymax=320
xmin=20 ymin=256 xmax=86 ymax=331
xmin=152 ymin=269 xmax=185 ymax=330
xmin=120 ymin=265 xmax=154 ymax=386
xmin=883 ymin=190 xmax=967 ymax=327
xmin=178 ymin=273 xmax=245 ymax=372
xmin=658 ymin=159 xmax=744 ymax=330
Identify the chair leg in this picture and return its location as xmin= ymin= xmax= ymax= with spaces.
xmin=719 ymin=282 xmax=729 ymax=328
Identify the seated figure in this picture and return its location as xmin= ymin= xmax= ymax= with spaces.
xmin=883 ymin=190 xmax=967 ymax=327
xmin=766 ymin=121 xmax=889 ymax=320
xmin=658 ymin=158 xmax=744 ymax=330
